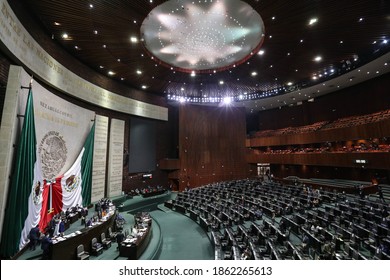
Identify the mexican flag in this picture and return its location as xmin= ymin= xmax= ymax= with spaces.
xmin=38 ymin=123 xmax=95 ymax=233
xmin=0 ymin=85 xmax=95 ymax=258
xmin=0 ymin=89 xmax=43 ymax=258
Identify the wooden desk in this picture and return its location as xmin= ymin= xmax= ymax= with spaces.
xmin=119 ymin=226 xmax=152 ymax=259
xmin=141 ymin=189 xmax=166 ymax=198
xmin=50 ymin=212 xmax=115 ymax=260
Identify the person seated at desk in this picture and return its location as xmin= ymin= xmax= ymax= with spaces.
xmin=301 ymin=233 xmax=310 ymax=253
xmin=322 ymin=241 xmax=334 ymax=260
xmin=86 ymin=217 xmax=93 ymax=227
xmin=279 ymin=219 xmax=287 ymax=233
xmin=132 ymin=227 xmax=139 ymax=236
xmin=240 ymin=247 xmax=252 ymax=260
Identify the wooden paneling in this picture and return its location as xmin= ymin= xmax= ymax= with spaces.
xmin=178 ymin=105 xmax=249 ymax=190
xmin=159 ymin=158 xmax=181 ymax=170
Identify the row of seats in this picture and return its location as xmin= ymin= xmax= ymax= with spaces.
xmin=251 ymin=109 xmax=390 ymax=138
xmin=76 ymin=230 xmax=113 ymax=260
xmin=172 ymin=179 xmax=389 ymax=260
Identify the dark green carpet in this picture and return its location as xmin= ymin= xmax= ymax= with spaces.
xmin=150 ymin=210 xmax=214 ymax=260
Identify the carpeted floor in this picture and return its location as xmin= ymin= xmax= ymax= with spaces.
xmin=150 ymin=210 xmax=214 ymax=260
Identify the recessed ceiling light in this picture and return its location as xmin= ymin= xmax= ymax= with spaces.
xmin=108 ymin=71 xmax=115 ymax=76
xmin=358 ymin=17 xmax=364 ymax=22
xmin=258 ymin=50 xmax=265 ymax=55
xmin=287 ymin=82 xmax=293 ymax=86
xmin=190 ymin=71 xmax=196 ymax=77
xmin=142 ymin=85 xmax=147 ymax=89
xmin=251 ymin=72 xmax=257 ymax=76
xmin=94 ymin=30 xmax=98 ymax=35
xmin=223 ymin=96 xmax=232 ymax=105
xmin=308 ymin=18 xmax=318 ymax=25
xmin=314 ymin=56 xmax=322 ymax=62
xmin=99 ymin=65 xmax=104 ymax=69
xmin=54 ymin=22 xmax=61 ymax=26
xmin=130 ymin=36 xmax=138 ymax=43
xmin=89 ymin=4 xmax=94 ymax=9
xmin=136 ymin=70 xmax=142 ymax=75
xmin=219 ymin=80 xmax=224 ymax=85
xmin=61 ymin=33 xmax=69 ymax=39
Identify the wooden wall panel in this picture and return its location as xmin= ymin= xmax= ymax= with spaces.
xmin=178 ymin=105 xmax=249 ymax=190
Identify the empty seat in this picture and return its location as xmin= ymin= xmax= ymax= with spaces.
xmin=101 ymin=232 xmax=112 ymax=249
xmin=76 ymin=244 xmax=89 ymax=260
xmin=108 ymin=227 xmax=117 ymax=241
xmin=91 ymin=237 xmax=103 ymax=256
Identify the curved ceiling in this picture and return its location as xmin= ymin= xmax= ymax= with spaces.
xmin=15 ymin=0 xmax=390 ymax=111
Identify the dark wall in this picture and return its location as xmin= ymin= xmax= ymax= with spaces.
xmin=122 ymin=106 xmax=178 ymax=192
xmin=128 ymin=117 xmax=157 ymax=174
xmin=253 ymin=73 xmax=390 ymax=132
xmin=178 ymin=105 xmax=249 ymax=190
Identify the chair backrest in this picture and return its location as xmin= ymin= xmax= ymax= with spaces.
xmin=77 ymin=244 xmax=84 ymax=255
xmin=101 ymin=232 xmax=106 ymax=241
xmin=92 ymin=237 xmax=97 ymax=246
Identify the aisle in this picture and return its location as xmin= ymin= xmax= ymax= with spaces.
xmin=150 ymin=210 xmax=214 ymax=260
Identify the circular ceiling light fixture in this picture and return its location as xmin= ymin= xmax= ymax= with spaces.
xmin=141 ymin=0 xmax=265 ymax=73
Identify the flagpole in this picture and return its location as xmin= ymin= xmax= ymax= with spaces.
xmin=20 ymin=76 xmax=34 ymax=90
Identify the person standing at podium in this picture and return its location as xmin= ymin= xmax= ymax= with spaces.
xmin=116 ymin=231 xmax=125 ymax=250
xmin=28 ymin=225 xmax=40 ymax=251
xmin=41 ymin=233 xmax=52 ymax=260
